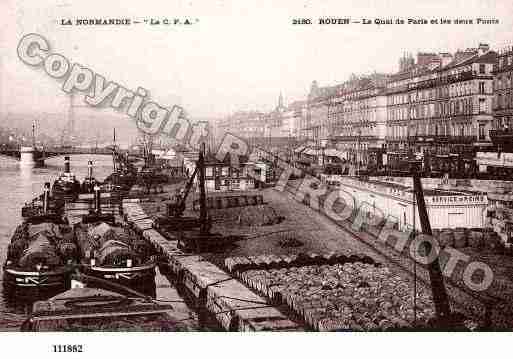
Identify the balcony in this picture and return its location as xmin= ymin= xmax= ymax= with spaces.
xmin=407 ymin=135 xmax=477 ymax=144
xmin=407 ymin=70 xmax=492 ymax=91
xmin=329 ymin=135 xmax=379 ymax=142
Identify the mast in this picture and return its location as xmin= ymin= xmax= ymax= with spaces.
xmin=198 ymin=142 xmax=208 ymax=235
xmin=112 ymin=128 xmax=117 ymax=172
xmin=32 ymin=121 xmax=36 ymax=147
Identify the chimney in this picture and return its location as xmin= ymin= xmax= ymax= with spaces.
xmin=87 ymin=160 xmax=93 ymax=179
xmin=94 ymin=185 xmax=101 ymax=213
xmin=478 ymin=43 xmax=490 ymax=56
xmin=64 ymin=156 xmax=70 ymax=173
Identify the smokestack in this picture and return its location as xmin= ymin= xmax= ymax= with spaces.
xmin=43 ymin=182 xmax=50 ymax=214
xmin=87 ymin=160 xmax=93 ymax=179
xmin=94 ymin=185 xmax=101 ymax=213
xmin=64 ymin=156 xmax=71 ymax=173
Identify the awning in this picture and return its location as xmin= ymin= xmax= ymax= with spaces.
xmin=303 ymin=148 xmax=318 ymax=156
xmin=324 ymin=148 xmax=347 ymax=159
xmin=294 ymin=146 xmax=306 ymax=153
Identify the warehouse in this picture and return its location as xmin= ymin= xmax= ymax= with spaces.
xmin=336 ymin=177 xmax=488 ymax=230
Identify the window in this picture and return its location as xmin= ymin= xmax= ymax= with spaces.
xmin=479 ymin=123 xmax=486 ymax=141
xmin=479 ymin=82 xmax=485 ymax=94
xmin=206 ymin=167 xmax=213 ymax=177
xmin=479 ymin=64 xmax=486 ymax=74
xmin=479 ymin=98 xmax=486 ymax=113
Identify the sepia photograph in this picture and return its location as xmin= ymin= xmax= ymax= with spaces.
xmin=1 ymin=0 xmax=513 ymax=357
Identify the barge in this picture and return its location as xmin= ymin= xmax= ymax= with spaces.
xmin=73 ymin=187 xmax=157 ymax=296
xmin=21 ymin=274 xmax=185 ymax=331
xmin=3 ymin=186 xmax=76 ymax=295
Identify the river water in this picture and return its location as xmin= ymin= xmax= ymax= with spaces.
xmin=0 ymin=154 xmax=115 ymax=330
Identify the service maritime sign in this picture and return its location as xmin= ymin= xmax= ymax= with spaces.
xmin=427 ymin=195 xmax=487 ymax=205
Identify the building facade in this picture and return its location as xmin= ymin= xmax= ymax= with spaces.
xmin=385 ymin=45 xmax=496 ymax=176
xmin=493 ymin=47 xmax=513 ymax=131
xmin=216 ymin=111 xmax=266 ymax=141
xmin=327 ymin=74 xmax=389 ymax=168
xmin=476 ymin=46 xmax=513 ymax=176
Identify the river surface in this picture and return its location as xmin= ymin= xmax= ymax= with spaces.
xmin=0 ymin=154 xmax=115 ymax=330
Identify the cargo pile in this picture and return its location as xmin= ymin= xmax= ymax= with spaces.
xmin=225 ymin=254 xmax=435 ymax=331
xmin=193 ymin=194 xmax=264 ymax=210
xmin=209 ymin=204 xmax=284 ymax=227
xmin=75 ymin=222 xmax=154 ymax=267
xmin=432 ymin=228 xmax=502 ymax=251
xmin=7 ymin=223 xmax=77 ymax=270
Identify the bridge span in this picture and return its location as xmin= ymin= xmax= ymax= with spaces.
xmin=0 ymin=145 xmax=137 ymax=166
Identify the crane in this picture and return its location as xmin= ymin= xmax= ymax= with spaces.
xmin=154 ymin=143 xmax=221 ymax=252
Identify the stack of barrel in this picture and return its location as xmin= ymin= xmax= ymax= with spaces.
xmin=432 ymin=227 xmax=502 ymax=251
xmin=228 ymin=258 xmax=435 ymax=331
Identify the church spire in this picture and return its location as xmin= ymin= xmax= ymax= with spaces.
xmin=278 ymin=92 xmax=284 ymax=108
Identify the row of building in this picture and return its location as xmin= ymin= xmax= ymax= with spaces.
xmin=215 ymin=43 xmax=513 ymax=178
xmin=214 ymin=93 xmax=306 ymax=145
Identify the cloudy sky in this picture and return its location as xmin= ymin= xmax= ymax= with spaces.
xmin=1 ymin=0 xmax=513 ymax=122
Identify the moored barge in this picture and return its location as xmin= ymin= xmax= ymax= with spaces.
xmin=3 ymin=188 xmax=76 ymax=295
xmin=73 ymin=187 xmax=158 ymax=296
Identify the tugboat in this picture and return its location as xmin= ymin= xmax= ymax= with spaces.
xmin=21 ymin=182 xmax=65 ymax=221
xmin=3 ymin=183 xmax=76 ymax=296
xmin=21 ymin=273 xmax=190 ymax=331
xmin=74 ymin=186 xmax=157 ymax=296
xmin=52 ymin=156 xmax=81 ymax=200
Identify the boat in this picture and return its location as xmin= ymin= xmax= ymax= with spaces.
xmin=3 ymin=192 xmax=76 ymax=295
xmin=101 ymin=144 xmax=138 ymax=192
xmin=52 ymin=156 xmax=81 ymax=200
xmin=73 ymin=188 xmax=157 ymax=296
xmin=21 ymin=182 xmax=65 ymax=220
xmin=21 ymin=274 xmax=190 ymax=331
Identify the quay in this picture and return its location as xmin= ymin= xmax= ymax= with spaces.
xmin=122 ymin=198 xmax=304 ymax=331
xmin=119 ymin=171 xmax=513 ymax=330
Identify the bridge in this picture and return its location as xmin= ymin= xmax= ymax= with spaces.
xmin=0 ymin=145 xmax=137 ymax=166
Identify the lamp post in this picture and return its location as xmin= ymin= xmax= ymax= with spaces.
xmin=320 ymin=138 xmax=327 ymax=170
xmin=357 ymin=127 xmax=362 ymax=176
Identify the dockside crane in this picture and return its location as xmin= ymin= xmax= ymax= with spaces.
xmin=410 ymin=160 xmax=455 ymax=327
xmin=154 ymin=143 xmax=226 ymax=252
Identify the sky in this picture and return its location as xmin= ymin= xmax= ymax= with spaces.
xmin=1 ymin=0 xmax=513 ymax=125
